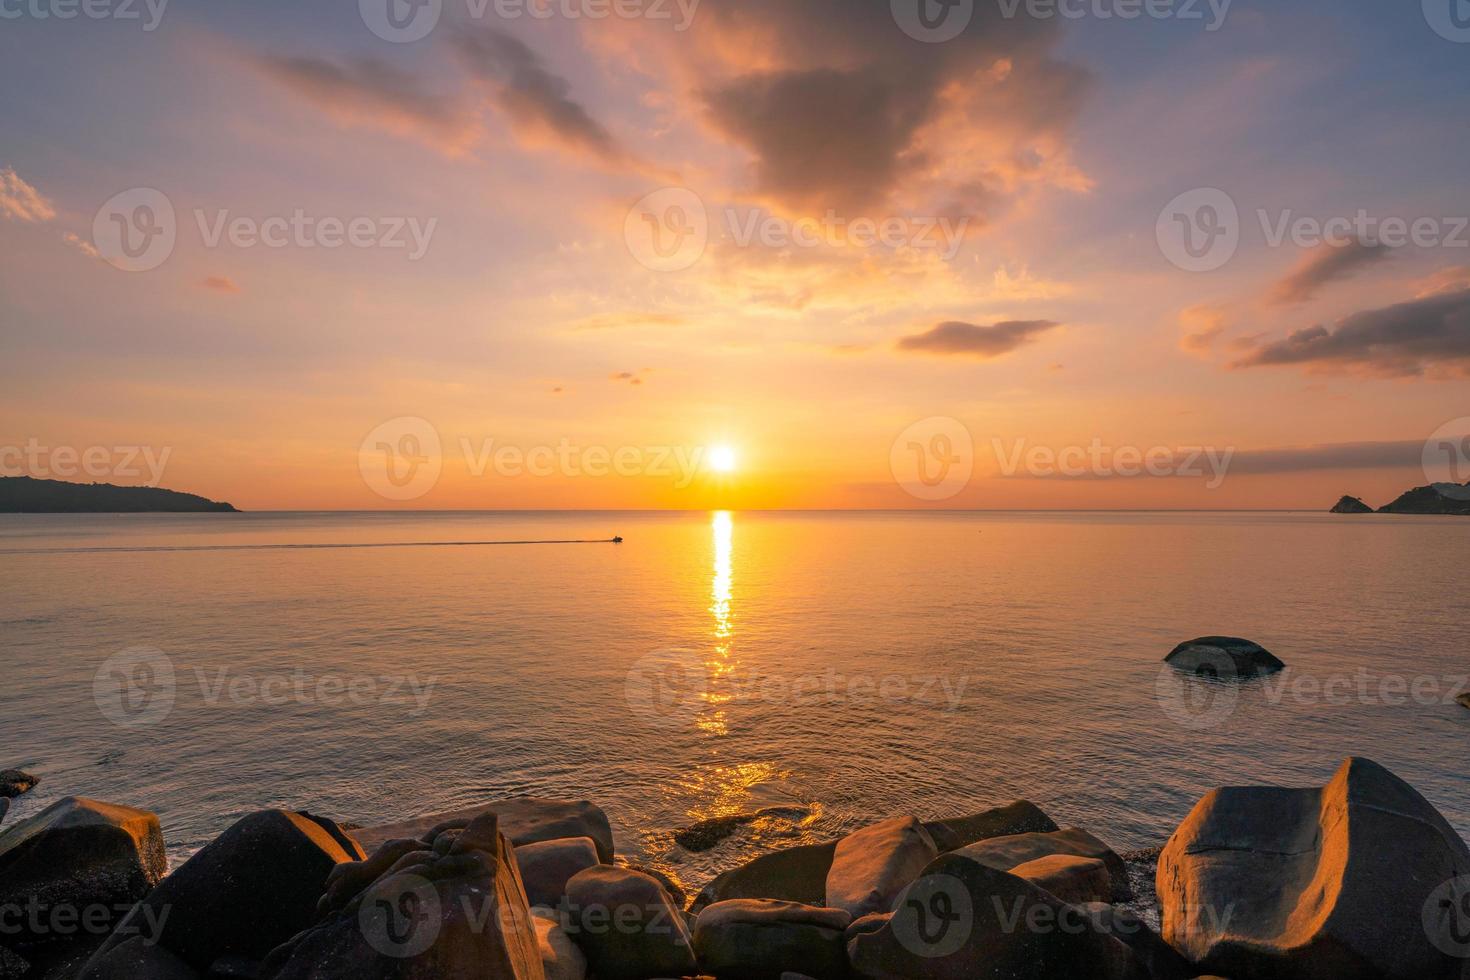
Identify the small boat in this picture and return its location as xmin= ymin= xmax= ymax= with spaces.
xmin=612 ymin=535 xmax=623 ymax=543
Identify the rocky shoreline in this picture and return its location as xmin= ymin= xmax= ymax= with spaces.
xmin=1 ymin=757 xmax=1468 ymax=979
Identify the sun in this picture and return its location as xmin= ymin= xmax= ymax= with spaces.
xmin=707 ymin=445 xmax=738 ymax=473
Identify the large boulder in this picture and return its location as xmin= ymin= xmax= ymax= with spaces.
xmin=1164 ymin=636 xmax=1284 ymax=678
xmin=261 ymin=810 xmax=545 ymax=979
xmin=922 ymin=800 xmax=1057 ymax=853
xmin=0 ymin=797 xmax=166 ymax=914
xmin=1079 ymin=903 xmax=1193 ymax=980
xmin=690 ymin=840 xmax=838 ymax=913
xmin=515 ymin=837 xmax=601 ymax=909
xmin=826 ymin=817 xmax=938 ymax=919
xmin=1010 ymin=854 xmax=1112 ymax=906
xmin=75 ymin=936 xmax=197 ymax=980
xmin=1158 ymin=756 xmax=1470 ymax=980
xmin=0 ymin=770 xmax=38 ymax=799
xmin=561 ymin=865 xmax=695 ymax=980
xmin=83 ymin=809 xmax=362 ymax=976
xmin=693 ymin=899 xmax=850 ymax=980
xmin=957 ymin=826 xmax=1132 ymax=902
xmin=353 ymin=799 xmax=613 ymax=862
xmin=532 ymin=909 xmax=587 ymax=980
xmin=845 ymin=852 xmax=1148 ymax=980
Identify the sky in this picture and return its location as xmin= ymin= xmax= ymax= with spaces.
xmin=2 ymin=0 xmax=1469 ymax=510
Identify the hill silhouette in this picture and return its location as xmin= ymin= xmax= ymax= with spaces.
xmin=0 ymin=476 xmax=238 ymax=513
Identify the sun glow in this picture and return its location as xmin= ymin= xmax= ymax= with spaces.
xmin=708 ymin=445 xmax=738 ymax=473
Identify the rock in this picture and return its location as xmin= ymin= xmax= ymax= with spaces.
xmin=1457 ymin=691 xmax=1470 ymax=710
xmin=515 ymin=837 xmax=601 ymax=909
xmin=1157 ymin=756 xmax=1470 ymax=980
xmin=84 ymin=810 xmax=362 ymax=976
xmin=1010 ymin=854 xmax=1112 ymax=905
xmin=0 ymin=797 xmax=166 ymax=915
xmin=0 ymin=770 xmax=38 ymax=799
xmin=693 ymin=900 xmax=851 ymax=980
xmin=1330 ymin=495 xmax=1374 ymax=514
xmin=78 ymin=936 xmax=198 ymax=980
xmin=1378 ymin=481 xmax=1470 ymax=515
xmin=0 ymin=799 xmax=8 ymax=828
xmin=353 ymin=798 xmax=614 ymax=862
xmin=826 ymin=817 xmax=938 ymax=919
xmin=957 ymin=826 xmax=1132 ymax=902
xmin=532 ymin=909 xmax=587 ymax=980
xmin=1079 ymin=903 xmax=1192 ymax=980
xmin=1164 ymin=636 xmax=1284 ymax=678
xmin=561 ymin=865 xmax=695 ymax=980
xmin=690 ymin=840 xmax=838 ymax=914
xmin=622 ymin=862 xmax=688 ymax=911
xmin=261 ymin=810 xmax=544 ymax=980
xmin=0 ymin=947 xmax=29 ymax=979
xmin=922 ymin=800 xmax=1058 ymax=853
xmin=674 ymin=806 xmax=812 ymax=852
xmin=845 ymin=852 xmax=1147 ymax=980
xmin=205 ymin=956 xmax=262 ymax=979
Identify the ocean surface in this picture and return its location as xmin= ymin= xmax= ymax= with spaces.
xmin=3 ymin=510 xmax=1467 ymax=893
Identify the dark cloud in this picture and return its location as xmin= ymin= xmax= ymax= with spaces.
xmin=897 ymin=319 xmax=1059 ymax=358
xmin=1233 ymin=286 xmax=1470 ymax=377
xmin=684 ymin=0 xmax=1089 ymax=213
xmin=1268 ymin=240 xmax=1391 ymax=305
xmin=453 ymin=29 xmax=623 ymax=164
xmin=1222 ymin=440 xmax=1425 ymax=474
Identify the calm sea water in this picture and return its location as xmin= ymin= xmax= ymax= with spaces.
xmin=3 ymin=511 xmax=1467 ymax=893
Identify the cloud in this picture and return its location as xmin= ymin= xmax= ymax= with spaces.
xmin=62 ymin=232 xmax=100 ymax=259
xmin=897 ymin=319 xmax=1060 ymax=358
xmin=1221 ymin=440 xmax=1425 ymax=475
xmin=253 ymin=55 xmax=480 ymax=154
xmin=1179 ymin=305 xmax=1226 ymax=354
xmin=588 ymin=0 xmax=1090 ymax=215
xmin=1232 ymin=286 xmax=1470 ymax=377
xmin=202 ymin=276 xmax=241 ymax=293
xmin=453 ymin=29 xmax=625 ymax=165
xmin=1267 ymin=240 xmax=1391 ymax=305
xmin=1 ymin=168 xmax=56 ymax=223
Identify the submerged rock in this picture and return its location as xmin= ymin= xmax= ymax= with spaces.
xmin=0 ymin=770 xmax=38 ymax=799
xmin=825 ymin=816 xmax=938 ymax=919
xmin=1157 ymin=756 xmax=1470 ymax=979
xmin=83 ymin=809 xmax=363 ymax=976
xmin=353 ymin=798 xmax=614 ymax=863
xmin=693 ymin=899 xmax=850 ymax=980
xmin=262 ymin=810 xmax=544 ymax=980
xmin=1164 ymin=636 xmax=1284 ymax=678
xmin=0 ymin=797 xmax=166 ymax=913
xmin=1330 ymin=495 xmax=1374 ymax=513
xmin=674 ymin=805 xmax=812 ymax=852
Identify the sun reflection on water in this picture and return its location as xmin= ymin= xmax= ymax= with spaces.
xmin=697 ymin=510 xmax=735 ymax=734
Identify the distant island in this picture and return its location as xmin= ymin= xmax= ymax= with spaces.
xmin=1329 ymin=482 xmax=1470 ymax=516
xmin=0 ymin=476 xmax=239 ymax=513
